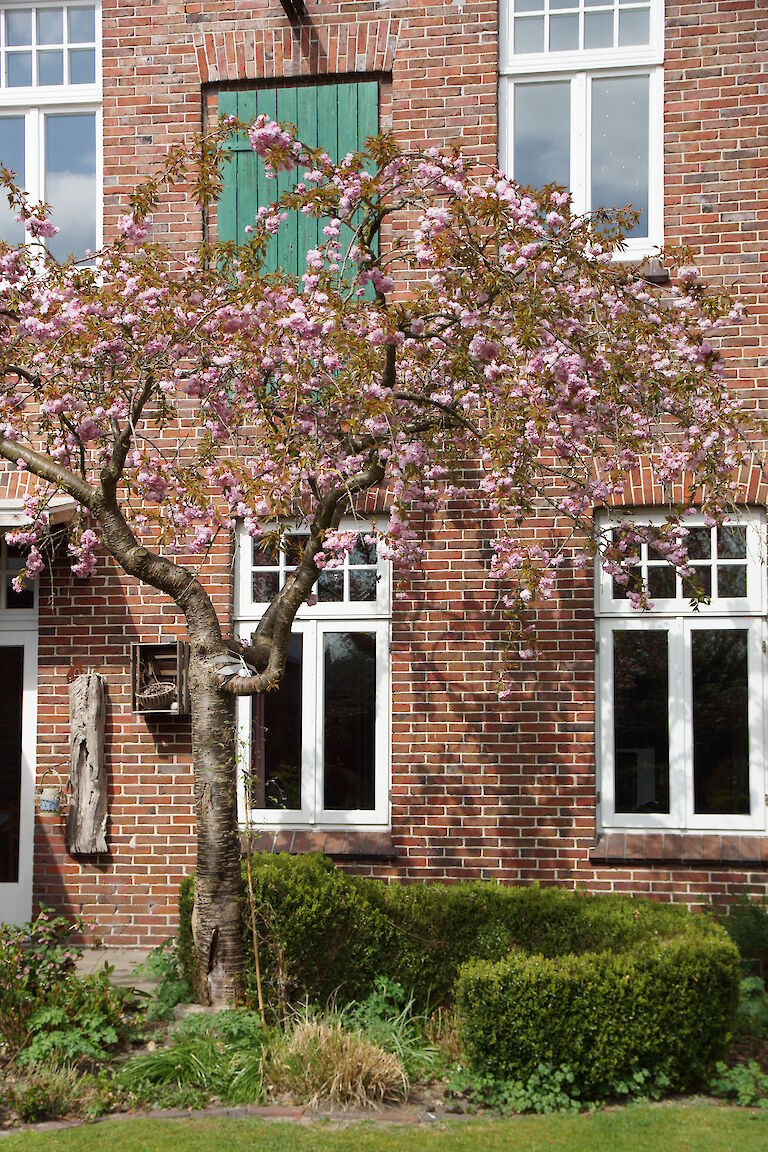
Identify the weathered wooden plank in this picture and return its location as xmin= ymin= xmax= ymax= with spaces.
xmin=66 ymin=672 xmax=107 ymax=855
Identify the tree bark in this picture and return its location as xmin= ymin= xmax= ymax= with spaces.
xmin=188 ymin=654 xmax=244 ymax=1005
xmin=66 ymin=672 xmax=108 ymax=854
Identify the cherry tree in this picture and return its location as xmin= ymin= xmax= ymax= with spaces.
xmin=0 ymin=118 xmax=756 ymax=1002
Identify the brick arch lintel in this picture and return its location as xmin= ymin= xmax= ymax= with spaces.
xmin=195 ymin=15 xmax=401 ymax=86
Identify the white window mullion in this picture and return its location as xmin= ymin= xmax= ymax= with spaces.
xmin=571 ymin=72 xmax=587 ymax=215
xmin=647 ymin=64 xmax=664 ymax=251
xmin=308 ymin=622 xmax=321 ymax=824
xmin=747 ymin=621 xmax=765 ymax=827
xmin=674 ymin=618 xmax=690 ymax=828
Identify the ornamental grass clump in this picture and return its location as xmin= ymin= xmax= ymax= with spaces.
xmin=269 ymin=1016 xmax=408 ymax=1108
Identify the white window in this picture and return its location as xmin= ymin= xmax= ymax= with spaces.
xmin=0 ymin=2 xmax=101 ymax=260
xmin=235 ymin=521 xmax=391 ymax=828
xmin=596 ymin=510 xmax=767 ymax=832
xmin=499 ymin=0 xmax=664 ymax=258
xmin=0 ymin=536 xmax=36 ymax=614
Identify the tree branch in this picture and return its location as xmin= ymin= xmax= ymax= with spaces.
xmin=221 ymin=460 xmax=385 ymax=695
xmin=0 ymin=436 xmax=96 ymax=507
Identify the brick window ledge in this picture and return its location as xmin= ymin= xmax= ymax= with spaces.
xmin=590 ymin=832 xmax=768 ymax=867
xmin=241 ymin=829 xmax=396 ymax=859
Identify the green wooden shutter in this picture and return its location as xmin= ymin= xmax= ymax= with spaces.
xmin=218 ymin=80 xmax=379 ymax=277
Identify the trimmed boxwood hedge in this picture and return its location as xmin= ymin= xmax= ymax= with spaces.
xmin=455 ymin=931 xmax=739 ymax=1096
xmin=178 ymin=853 xmax=738 ymax=1095
xmin=179 ymin=853 xmax=705 ymax=1006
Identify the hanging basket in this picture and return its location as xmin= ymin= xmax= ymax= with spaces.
xmin=35 ymin=768 xmax=66 ymax=814
xmin=136 ymin=681 xmax=176 ymax=711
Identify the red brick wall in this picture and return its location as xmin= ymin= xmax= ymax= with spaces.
xmin=22 ymin=0 xmax=768 ymax=943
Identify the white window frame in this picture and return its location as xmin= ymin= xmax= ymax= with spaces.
xmin=499 ymin=0 xmax=664 ymax=259
xmin=0 ymin=2 xmax=102 ymax=255
xmin=235 ymin=518 xmax=392 ymax=829
xmin=0 ymin=628 xmax=38 ymax=925
xmin=596 ymin=510 xmax=767 ymax=833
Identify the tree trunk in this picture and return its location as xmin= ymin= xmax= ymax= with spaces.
xmin=188 ymin=655 xmax=244 ymax=1005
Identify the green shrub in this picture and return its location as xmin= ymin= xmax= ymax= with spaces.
xmin=735 ymin=976 xmax=768 ymax=1039
xmin=178 ymin=854 xmax=700 ymax=1013
xmin=454 ymin=925 xmax=740 ymax=1098
xmin=1 ymin=908 xmax=140 ymax=1068
xmin=0 ymin=908 xmax=80 ymax=1059
xmin=448 ymin=1063 xmax=583 ymax=1114
xmin=716 ymin=891 xmax=768 ymax=977
xmin=711 ymin=1060 xmax=768 ymax=1108
xmin=132 ymin=939 xmax=193 ymax=1021
xmin=16 ymin=971 xmax=138 ymax=1067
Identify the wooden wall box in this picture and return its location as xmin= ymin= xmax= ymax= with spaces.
xmin=131 ymin=640 xmax=190 ymax=715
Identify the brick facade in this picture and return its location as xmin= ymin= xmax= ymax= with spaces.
xmin=9 ymin=0 xmax=768 ymax=943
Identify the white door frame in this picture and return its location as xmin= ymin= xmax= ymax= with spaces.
xmin=0 ymin=629 xmax=38 ymax=925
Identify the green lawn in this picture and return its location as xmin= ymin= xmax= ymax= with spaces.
xmin=2 ymin=1104 xmax=768 ymax=1152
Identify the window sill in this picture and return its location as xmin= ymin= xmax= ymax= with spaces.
xmin=591 ymin=832 xmax=768 ymax=867
xmin=240 ymin=828 xmax=397 ymax=859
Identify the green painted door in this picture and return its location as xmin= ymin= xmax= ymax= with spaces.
xmin=218 ymin=80 xmax=379 ymax=276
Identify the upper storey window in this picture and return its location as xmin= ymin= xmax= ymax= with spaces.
xmin=0 ymin=3 xmax=101 ymax=261
xmin=499 ymin=0 xmax=664 ymax=258
xmin=507 ymin=0 xmax=656 ymax=58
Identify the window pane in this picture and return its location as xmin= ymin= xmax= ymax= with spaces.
xmin=0 ymin=117 xmax=25 ymax=244
xmin=0 ymin=646 xmax=23 ymax=883
xmin=350 ymin=570 xmax=377 ymax=602
xmin=692 ymin=630 xmax=750 ymax=815
xmin=253 ymin=634 xmax=303 ymax=810
xmin=613 ymin=630 xmax=670 ymax=813
xmin=514 ymin=0 xmax=544 ymax=12
xmin=284 ymin=533 xmax=306 ymax=567
xmin=37 ymin=7 xmax=63 ymax=44
xmin=38 ymin=50 xmax=64 ymax=86
xmin=647 ymin=565 xmax=675 ymax=599
xmin=7 ymin=52 xmax=32 ymax=87
xmin=682 ymin=565 xmax=711 ymax=601
xmin=68 ymin=6 xmax=95 ymax=42
xmin=584 ymin=11 xmax=613 ymax=48
xmin=44 ymin=112 xmax=97 ymax=260
xmin=618 ymin=7 xmax=650 ymax=46
xmin=514 ymin=81 xmax=571 ymax=191
xmin=317 ymin=570 xmax=343 ymax=602
xmin=717 ymin=566 xmax=747 ymax=598
xmin=323 ymin=632 xmax=376 ymax=810
xmin=6 ymin=576 xmax=34 ymax=609
xmin=252 ymin=571 xmax=279 ymax=602
xmin=717 ymin=526 xmax=746 ymax=559
xmin=687 ymin=526 xmax=712 ymax=559
xmin=253 ymin=538 xmax=278 ymax=566
xmin=591 ymin=75 xmax=649 ymax=237
xmin=69 ymin=47 xmax=95 ymax=84
xmin=348 ymin=535 xmax=377 ymax=566
xmin=549 ymin=13 xmax=579 ymax=50
xmin=514 ymin=16 xmax=544 ymax=53
xmin=5 ymin=9 xmax=31 ymax=45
